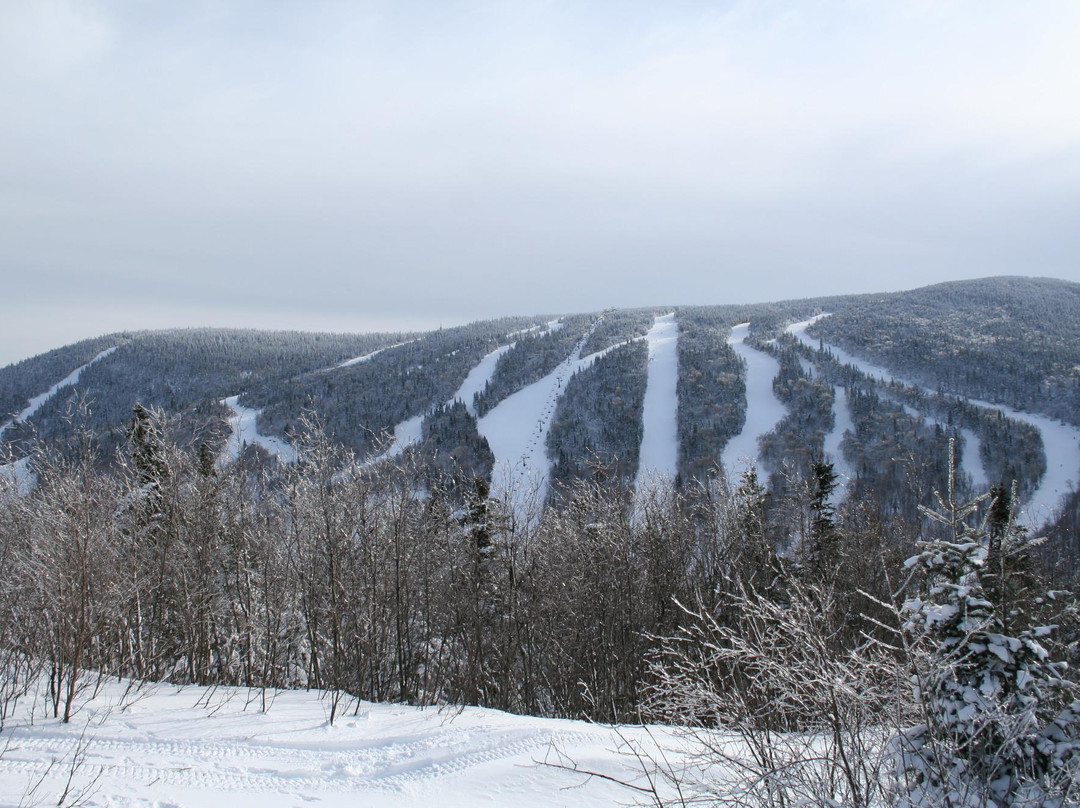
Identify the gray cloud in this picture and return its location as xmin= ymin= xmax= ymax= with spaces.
xmin=2 ymin=0 xmax=1079 ymax=366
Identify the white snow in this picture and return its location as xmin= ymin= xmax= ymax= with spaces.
xmin=219 ymin=395 xmax=298 ymax=465
xmin=722 ymin=324 xmax=788 ymax=482
xmin=634 ymin=313 xmax=680 ymax=496
xmin=788 ymin=316 xmax=1080 ymax=523
xmin=959 ymin=428 xmax=990 ymax=489
xmin=0 ymin=678 xmax=689 ymax=808
xmin=380 ymin=413 xmax=425 ymax=460
xmin=479 ymin=321 xmax=607 ymax=514
xmin=0 ymin=346 xmax=119 ymax=440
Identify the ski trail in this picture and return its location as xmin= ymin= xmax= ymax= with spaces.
xmin=823 ymin=385 xmax=857 ymax=498
xmin=336 ymin=339 xmax=418 ymax=369
xmin=454 ymin=343 xmax=516 ymax=417
xmin=0 ymin=346 xmax=119 ymax=440
xmin=788 ymin=315 xmax=1079 ymax=523
xmin=366 ymin=321 xmax=566 ymax=461
xmin=219 ymin=395 xmax=298 ymax=465
xmin=634 ymin=313 xmax=680 ymax=497
xmin=479 ymin=320 xmax=604 ymax=515
xmin=722 ymin=324 xmax=787 ymax=482
xmin=789 ymin=316 xmax=989 ymax=491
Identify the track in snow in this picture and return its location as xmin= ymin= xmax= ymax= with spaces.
xmin=0 ymin=679 xmax=668 ymax=808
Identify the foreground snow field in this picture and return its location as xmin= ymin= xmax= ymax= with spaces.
xmin=0 ymin=680 xmax=687 ymax=808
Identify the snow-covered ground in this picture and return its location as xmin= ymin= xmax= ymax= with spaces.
xmin=788 ymin=316 xmax=1080 ymax=523
xmin=634 ymin=313 xmax=680 ymax=497
xmin=219 ymin=395 xmax=298 ymax=465
xmin=479 ymin=321 xmax=609 ymax=513
xmin=722 ymin=324 xmax=787 ymax=482
xmin=0 ymin=679 xmax=689 ymax=808
xmin=0 ymin=346 xmax=119 ymax=441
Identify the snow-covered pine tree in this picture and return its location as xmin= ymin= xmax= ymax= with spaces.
xmin=895 ymin=445 xmax=1080 ymax=807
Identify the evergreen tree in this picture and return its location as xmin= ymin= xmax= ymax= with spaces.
xmin=896 ymin=450 xmax=1080 ymax=807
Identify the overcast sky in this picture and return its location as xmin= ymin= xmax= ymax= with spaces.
xmin=2 ymin=0 xmax=1079 ymax=367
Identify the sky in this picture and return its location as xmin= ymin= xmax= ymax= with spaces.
xmin=2 ymin=0 xmax=1079 ymax=367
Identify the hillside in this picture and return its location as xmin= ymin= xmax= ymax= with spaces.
xmin=4 ymin=276 xmax=1080 ymax=808
xmin=2 ymin=276 xmax=1079 ymax=533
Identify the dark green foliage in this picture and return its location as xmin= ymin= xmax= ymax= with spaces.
xmin=842 ymin=385 xmax=954 ymax=521
xmin=5 ymin=328 xmax=409 ymax=460
xmin=547 ymin=340 xmax=648 ymax=499
xmin=0 ymin=334 xmax=121 ymax=422
xmin=759 ymin=343 xmax=835 ymax=485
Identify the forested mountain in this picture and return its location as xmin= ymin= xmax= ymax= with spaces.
xmin=3 ymin=276 xmax=1079 ymax=544
xmin=811 ymin=276 xmax=1080 ymax=425
xmin=5 ymin=276 xmax=1080 ymax=808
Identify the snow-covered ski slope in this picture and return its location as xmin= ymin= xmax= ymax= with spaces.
xmin=0 ymin=346 xmax=118 ymax=440
xmin=479 ymin=319 xmax=610 ymax=513
xmin=0 ymin=679 xmax=687 ymax=808
xmin=634 ymin=313 xmax=680 ymax=496
xmin=0 ymin=346 xmax=120 ymax=494
xmin=219 ymin=395 xmax=299 ymax=465
xmin=788 ymin=316 xmax=1080 ymax=523
xmin=369 ymin=321 xmax=565 ymax=463
xmin=722 ymin=323 xmax=786 ymax=482
xmin=822 ymin=385 xmax=857 ymax=497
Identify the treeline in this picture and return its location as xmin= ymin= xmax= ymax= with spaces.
xmin=799 ymin=336 xmax=1047 ymax=505
xmin=579 ymin=308 xmax=657 ymax=355
xmin=7 ymin=404 xmax=1077 ymax=728
xmin=758 ymin=343 xmax=835 ymax=493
